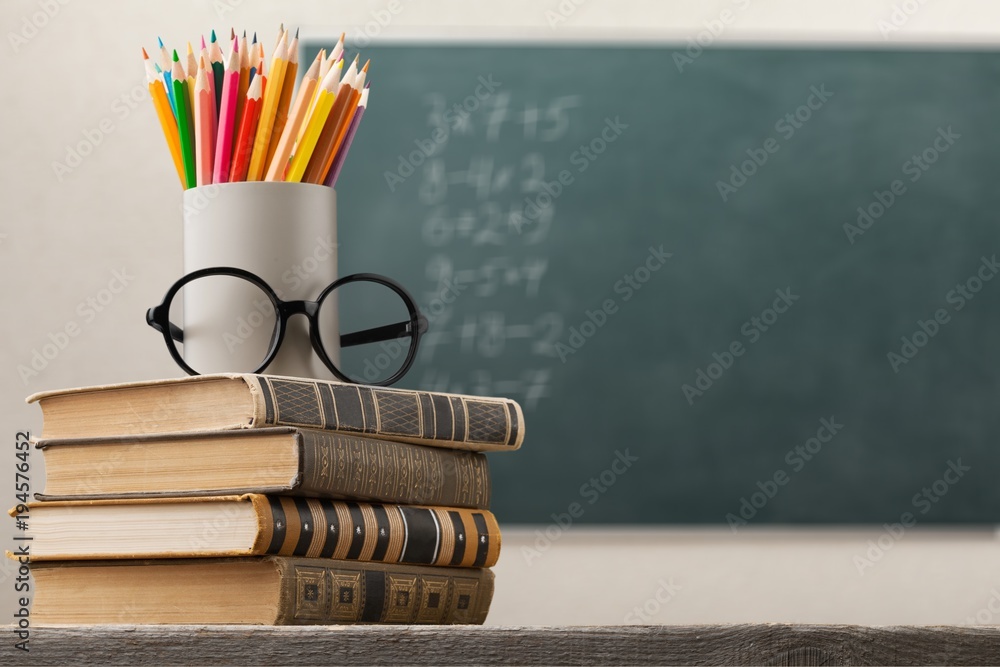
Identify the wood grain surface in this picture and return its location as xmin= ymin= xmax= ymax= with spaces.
xmin=7 ymin=624 xmax=1000 ymax=666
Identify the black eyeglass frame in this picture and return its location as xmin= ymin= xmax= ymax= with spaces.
xmin=146 ymin=266 xmax=428 ymax=386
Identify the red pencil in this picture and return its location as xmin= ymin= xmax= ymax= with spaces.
xmin=228 ymin=73 xmax=263 ymax=182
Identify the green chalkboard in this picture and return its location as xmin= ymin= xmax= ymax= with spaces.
xmin=303 ymin=40 xmax=1000 ymax=524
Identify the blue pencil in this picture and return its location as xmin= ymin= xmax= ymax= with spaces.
xmin=157 ymin=36 xmax=177 ymax=118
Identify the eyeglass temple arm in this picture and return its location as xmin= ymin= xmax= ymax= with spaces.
xmin=340 ymin=315 xmax=428 ymax=348
xmin=146 ymin=308 xmax=185 ymax=343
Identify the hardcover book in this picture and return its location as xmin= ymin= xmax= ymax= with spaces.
xmin=18 ymin=494 xmax=501 ymax=567
xmin=35 ymin=427 xmax=491 ymax=509
xmin=30 ymin=557 xmax=494 ymax=624
xmin=28 ymin=373 xmax=524 ymax=452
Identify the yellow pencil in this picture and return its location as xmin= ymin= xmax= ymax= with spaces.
xmin=299 ymin=34 xmax=342 ymax=145
xmin=245 ymin=31 xmax=288 ymax=180
xmin=185 ymin=42 xmax=197 ymax=107
xmin=265 ymin=28 xmax=299 ymax=172
xmin=284 ymin=61 xmax=342 ymax=183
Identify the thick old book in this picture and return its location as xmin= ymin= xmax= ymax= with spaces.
xmin=30 ymin=557 xmax=494 ymax=624
xmin=19 ymin=494 xmax=501 ymax=567
xmin=35 ymin=427 xmax=491 ymax=509
xmin=27 ymin=373 xmax=524 ymax=452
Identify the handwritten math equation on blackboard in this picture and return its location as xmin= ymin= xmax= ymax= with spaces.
xmin=413 ymin=91 xmax=584 ymax=409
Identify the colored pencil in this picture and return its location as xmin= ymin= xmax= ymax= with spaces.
xmin=144 ymin=48 xmax=184 ymax=186
xmin=248 ymin=33 xmax=258 ymax=83
xmin=198 ymin=36 xmax=217 ymax=122
xmin=171 ymin=52 xmax=196 ymax=188
xmin=235 ymin=30 xmax=250 ymax=136
xmin=300 ymin=34 xmax=343 ymax=145
xmin=157 ymin=37 xmax=176 ymax=117
xmin=283 ymin=61 xmax=343 ymax=183
xmin=246 ymin=30 xmax=287 ymax=180
xmin=210 ymin=29 xmax=225 ymax=112
xmin=229 ymin=73 xmax=263 ymax=182
xmin=213 ymin=43 xmax=241 ymax=183
xmin=265 ymin=27 xmax=299 ymax=172
xmin=264 ymin=51 xmax=321 ymax=181
xmin=325 ymin=85 xmax=368 ymax=188
xmin=302 ymin=58 xmax=360 ymax=184
xmin=183 ymin=42 xmax=197 ymax=114
xmin=300 ymin=56 xmax=341 ymax=145
xmin=194 ymin=58 xmax=216 ymax=186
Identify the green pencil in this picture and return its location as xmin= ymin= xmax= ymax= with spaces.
xmin=210 ymin=29 xmax=225 ymax=112
xmin=171 ymin=51 xmax=196 ymax=188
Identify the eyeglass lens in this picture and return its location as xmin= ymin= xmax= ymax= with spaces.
xmin=166 ymin=274 xmax=414 ymax=384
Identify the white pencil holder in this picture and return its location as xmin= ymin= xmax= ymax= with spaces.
xmin=182 ymin=182 xmax=338 ymax=380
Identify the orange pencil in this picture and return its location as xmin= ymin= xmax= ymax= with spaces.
xmin=229 ymin=74 xmax=263 ymax=182
xmin=194 ymin=59 xmax=216 ymax=185
xmin=264 ymin=51 xmax=321 ymax=181
xmin=302 ymin=58 xmax=360 ymax=184
xmin=326 ymin=59 xmax=368 ymax=170
xmin=246 ymin=30 xmax=288 ymax=180
xmin=264 ymin=27 xmax=299 ymax=172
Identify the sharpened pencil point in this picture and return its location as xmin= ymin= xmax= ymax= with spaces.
xmin=211 ymin=29 xmax=217 ymax=43
xmin=231 ymin=28 xmax=236 ymax=41
xmin=173 ymin=49 xmax=180 ymax=62
xmin=295 ymin=27 xmax=300 ymax=39
xmin=233 ymin=37 xmax=239 ymax=53
xmin=362 ymin=59 xmax=370 ymax=73
xmin=252 ymin=32 xmax=257 ymax=44
xmin=158 ymin=36 xmax=165 ymax=48
xmin=340 ymin=32 xmax=345 ymax=42
xmin=142 ymin=47 xmax=149 ymax=59
xmin=187 ymin=42 xmax=194 ymax=55
xmin=201 ymin=35 xmax=207 ymax=50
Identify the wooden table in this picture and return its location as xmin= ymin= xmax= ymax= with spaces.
xmin=8 ymin=624 xmax=1000 ymax=665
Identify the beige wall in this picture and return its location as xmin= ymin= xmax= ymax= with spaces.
xmin=3 ymin=0 xmax=1000 ymax=627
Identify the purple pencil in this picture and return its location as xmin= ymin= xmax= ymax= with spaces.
xmin=325 ymin=86 xmax=369 ymax=187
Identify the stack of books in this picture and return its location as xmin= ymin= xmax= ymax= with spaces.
xmin=19 ymin=373 xmax=524 ymax=625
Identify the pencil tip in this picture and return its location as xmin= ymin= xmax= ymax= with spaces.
xmin=252 ymin=32 xmax=257 ymax=43
xmin=201 ymin=35 xmax=207 ymax=49
xmin=172 ymin=49 xmax=180 ymax=61
xmin=362 ymin=59 xmax=370 ymax=72
xmin=231 ymin=27 xmax=236 ymax=40
xmin=142 ymin=47 xmax=149 ymax=59
xmin=339 ymin=32 xmax=345 ymax=42
xmin=211 ymin=29 xmax=217 ymax=42
xmin=294 ymin=27 xmax=300 ymax=39
xmin=157 ymin=36 xmax=164 ymax=48
xmin=187 ymin=42 xmax=193 ymax=54
xmin=233 ymin=38 xmax=239 ymax=53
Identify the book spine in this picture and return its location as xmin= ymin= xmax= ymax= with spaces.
xmin=273 ymin=557 xmax=494 ymax=624
xmin=296 ymin=430 xmax=491 ymax=509
xmin=251 ymin=496 xmax=501 ymax=568
xmin=247 ymin=374 xmax=524 ymax=452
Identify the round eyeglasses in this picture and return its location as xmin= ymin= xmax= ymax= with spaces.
xmin=146 ymin=266 xmax=428 ymax=386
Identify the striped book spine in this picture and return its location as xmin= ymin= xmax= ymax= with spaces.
xmin=254 ymin=496 xmax=501 ymax=568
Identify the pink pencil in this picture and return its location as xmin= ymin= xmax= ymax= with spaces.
xmin=194 ymin=59 xmax=216 ymax=185
xmin=325 ymin=86 xmax=368 ymax=188
xmin=213 ymin=41 xmax=240 ymax=183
